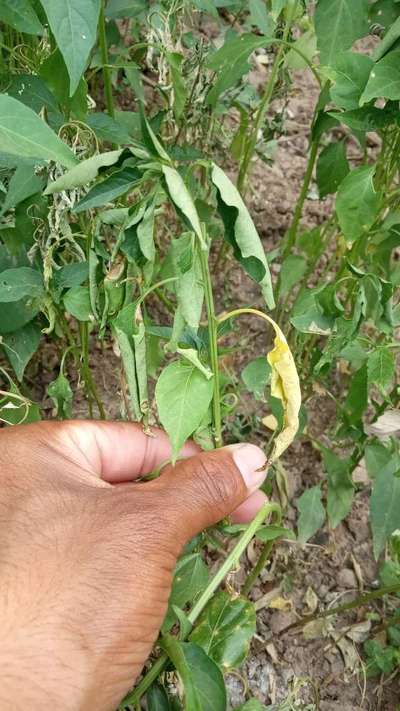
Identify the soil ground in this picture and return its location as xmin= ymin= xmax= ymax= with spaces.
xmin=3 ymin=40 xmax=399 ymax=711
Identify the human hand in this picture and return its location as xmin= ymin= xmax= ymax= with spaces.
xmin=0 ymin=420 xmax=267 ymax=710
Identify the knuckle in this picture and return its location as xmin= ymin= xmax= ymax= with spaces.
xmin=186 ymin=451 xmax=243 ymax=515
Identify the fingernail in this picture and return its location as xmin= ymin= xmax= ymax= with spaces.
xmin=230 ymin=443 xmax=268 ymax=491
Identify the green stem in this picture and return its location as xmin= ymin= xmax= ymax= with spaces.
xmin=121 ymin=501 xmax=280 ymax=707
xmin=281 ymin=134 xmax=319 ymax=261
xmin=237 ymin=2 xmax=297 ymax=194
xmin=98 ymin=0 xmax=115 ymax=119
xmin=79 ymin=322 xmax=106 ymax=419
xmin=242 ymin=541 xmax=274 ymax=595
xmin=198 ymin=244 xmax=222 ymax=448
xmin=291 ymin=583 xmax=400 ymax=630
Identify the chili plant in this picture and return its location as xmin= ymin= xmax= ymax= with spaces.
xmin=0 ymin=0 xmax=399 ymax=708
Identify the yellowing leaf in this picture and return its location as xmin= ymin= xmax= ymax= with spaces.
xmin=262 ymin=414 xmax=278 ymax=431
xmin=219 ymin=308 xmax=301 ymax=463
xmin=265 ymin=319 xmax=301 ymax=464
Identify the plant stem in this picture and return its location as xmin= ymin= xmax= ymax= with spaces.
xmin=121 ymin=501 xmax=280 ymax=707
xmin=281 ymin=134 xmax=319 ymax=261
xmin=237 ymin=1 xmax=297 ymax=194
xmin=242 ymin=541 xmax=275 ymax=595
xmin=98 ymin=0 xmax=115 ymax=119
xmin=290 ymin=583 xmax=400 ymax=631
xmin=79 ymin=322 xmax=106 ymax=419
xmin=198 ymin=244 xmax=222 ymax=448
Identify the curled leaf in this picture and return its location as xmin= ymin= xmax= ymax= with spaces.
xmin=219 ymin=308 xmax=301 ymax=463
xmin=266 ymin=318 xmax=301 ymax=463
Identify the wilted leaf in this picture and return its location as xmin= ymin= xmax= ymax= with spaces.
xmin=211 ymin=163 xmax=274 ymax=309
xmin=162 ymin=166 xmax=205 ymax=247
xmin=73 ymin=167 xmax=141 ymax=213
xmin=45 ymin=150 xmax=123 ymax=194
xmin=263 ymin=316 xmax=302 ymax=463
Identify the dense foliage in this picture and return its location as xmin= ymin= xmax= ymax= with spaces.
xmin=0 ymin=0 xmax=399 ymax=708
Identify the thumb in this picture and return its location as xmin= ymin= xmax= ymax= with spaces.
xmin=155 ymin=444 xmax=267 ymax=543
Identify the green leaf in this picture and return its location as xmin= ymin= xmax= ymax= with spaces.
xmin=235 ymin=701 xmax=268 ymax=711
xmin=86 ymin=113 xmax=133 ymax=144
xmin=336 ymin=166 xmax=380 ymax=243
xmin=7 ymin=74 xmax=60 ymax=118
xmin=0 ymin=0 xmax=43 ymax=34
xmin=285 ymin=29 xmax=318 ymax=71
xmin=0 ymin=298 xmax=41 ymax=335
xmin=365 ymin=442 xmax=393 ymax=479
xmin=297 ymin=485 xmax=325 ymax=544
xmin=322 ymin=448 xmax=354 ymax=528
xmin=73 ymin=166 xmax=141 ymax=213
xmin=54 ymin=262 xmax=89 ymax=290
xmin=47 ymin=372 xmax=73 ymax=419
xmin=344 ymin=363 xmax=368 ymax=424
xmin=328 ymin=107 xmax=395 ymax=133
xmin=2 ymin=322 xmax=41 ymax=381
xmin=172 ymin=234 xmax=204 ymax=330
xmin=162 ymin=166 xmax=205 ymax=247
xmin=367 ymin=347 xmax=396 ymax=393
xmin=373 ymin=15 xmax=400 ymax=61
xmin=206 ymin=33 xmax=265 ymax=106
xmin=63 ymin=286 xmax=93 ymax=321
xmin=315 ymin=0 xmax=369 ymax=66
xmin=370 ymin=0 xmax=400 ymax=31
xmin=105 ymin=0 xmax=146 ymax=18
xmin=147 ymin=684 xmax=173 ymax=711
xmin=316 ymin=142 xmax=349 ymax=199
xmin=278 ymin=255 xmax=307 ymax=296
xmin=241 ymin=357 xmax=271 ymax=400
xmin=1 ymin=164 xmax=43 ymax=216
xmin=0 ymin=267 xmax=44 ymax=303
xmin=39 ymin=48 xmax=88 ymax=120
xmin=211 ymin=163 xmax=275 ymax=309
xmin=167 ymin=52 xmax=187 ymax=120
xmin=45 ymin=150 xmax=123 ymax=194
xmin=249 ymin=0 xmax=273 ymax=35
xmin=168 ymin=553 xmax=208 ymax=615
xmin=360 ymin=51 xmax=400 ymax=104
xmin=155 ymin=361 xmax=214 ymax=461
xmin=370 ymin=455 xmax=400 ymax=558
xmin=39 ymin=0 xmax=101 ymax=96
xmin=190 ymin=592 xmax=256 ymax=671
xmin=256 ymin=524 xmax=295 ymax=542
xmin=329 ymin=51 xmax=373 ymax=110
xmin=271 ymin=0 xmax=287 ymax=19
xmin=0 ymin=95 xmax=77 ymax=167
xmin=162 ymin=637 xmax=226 ymax=711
